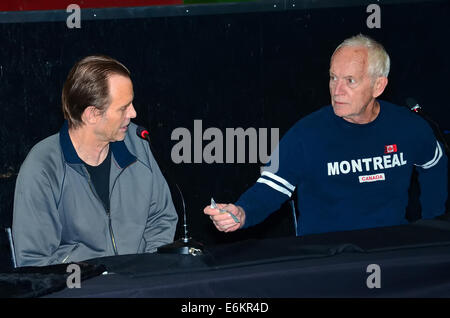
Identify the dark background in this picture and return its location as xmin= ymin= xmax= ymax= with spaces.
xmin=0 ymin=0 xmax=449 ymax=248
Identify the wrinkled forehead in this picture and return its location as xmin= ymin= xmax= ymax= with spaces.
xmin=330 ymin=46 xmax=369 ymax=77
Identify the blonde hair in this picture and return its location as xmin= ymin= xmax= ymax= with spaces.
xmin=332 ymin=34 xmax=390 ymax=78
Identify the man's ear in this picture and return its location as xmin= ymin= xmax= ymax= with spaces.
xmin=373 ymin=76 xmax=388 ymax=98
xmin=82 ymin=106 xmax=101 ymax=125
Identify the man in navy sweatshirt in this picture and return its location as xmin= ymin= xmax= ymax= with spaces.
xmin=204 ymin=34 xmax=448 ymax=236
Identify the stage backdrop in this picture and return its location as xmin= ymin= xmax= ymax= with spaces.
xmin=0 ymin=0 xmax=449 ymax=247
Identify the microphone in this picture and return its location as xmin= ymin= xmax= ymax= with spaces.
xmin=135 ymin=126 xmax=204 ymax=256
xmin=406 ymin=97 xmax=421 ymax=113
xmin=406 ymin=98 xmax=449 ymax=154
xmin=136 ymin=126 xmax=150 ymax=140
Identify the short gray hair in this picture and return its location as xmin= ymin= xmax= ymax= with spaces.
xmin=332 ymin=34 xmax=390 ymax=78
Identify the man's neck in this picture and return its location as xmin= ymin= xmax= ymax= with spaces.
xmin=69 ymin=127 xmax=110 ymax=166
xmin=342 ymin=99 xmax=380 ymax=124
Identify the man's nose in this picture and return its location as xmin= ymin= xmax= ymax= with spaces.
xmin=128 ymin=103 xmax=137 ymax=118
xmin=333 ymin=79 xmax=345 ymax=96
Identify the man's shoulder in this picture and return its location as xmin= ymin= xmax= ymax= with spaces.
xmin=380 ymin=99 xmax=417 ymax=117
xmin=126 ymin=122 xmax=140 ymax=140
xmin=278 ymin=106 xmax=332 ymax=144
xmin=379 ymin=100 xmax=433 ymax=131
xmin=24 ymin=133 xmax=60 ymax=162
xmin=123 ymin=122 xmax=153 ymax=164
xmin=124 ymin=122 xmax=146 ymax=151
xmin=291 ymin=105 xmax=333 ymax=131
xmin=304 ymin=105 xmax=333 ymax=120
xmin=18 ymin=132 xmax=62 ymax=178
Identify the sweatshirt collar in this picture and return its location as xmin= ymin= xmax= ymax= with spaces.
xmin=59 ymin=121 xmax=136 ymax=169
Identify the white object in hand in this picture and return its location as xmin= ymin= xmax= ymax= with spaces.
xmin=210 ymin=198 xmax=240 ymax=223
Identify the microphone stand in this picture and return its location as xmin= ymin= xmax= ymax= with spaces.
xmin=157 ymin=182 xmax=204 ymax=256
xmin=137 ymin=127 xmax=204 ymax=256
xmin=409 ymin=101 xmax=450 ymax=154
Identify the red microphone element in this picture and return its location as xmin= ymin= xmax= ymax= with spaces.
xmin=136 ymin=126 xmax=150 ymax=140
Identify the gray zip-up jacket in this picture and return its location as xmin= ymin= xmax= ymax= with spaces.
xmin=12 ymin=121 xmax=178 ymax=267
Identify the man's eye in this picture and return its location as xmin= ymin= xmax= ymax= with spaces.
xmin=348 ymin=78 xmax=356 ymax=84
xmin=330 ymin=75 xmax=337 ymax=81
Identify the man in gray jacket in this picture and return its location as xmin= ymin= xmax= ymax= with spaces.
xmin=12 ymin=55 xmax=178 ymax=267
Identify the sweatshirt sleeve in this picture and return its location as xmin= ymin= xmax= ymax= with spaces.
xmin=236 ymin=123 xmax=304 ymax=228
xmin=413 ymin=121 xmax=448 ymax=219
xmin=12 ymin=159 xmax=63 ymax=267
xmin=142 ymin=148 xmax=178 ymax=253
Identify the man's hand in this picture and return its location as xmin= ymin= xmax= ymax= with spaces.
xmin=203 ymin=203 xmax=245 ymax=232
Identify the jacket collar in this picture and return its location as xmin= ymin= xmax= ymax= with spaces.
xmin=59 ymin=121 xmax=136 ymax=169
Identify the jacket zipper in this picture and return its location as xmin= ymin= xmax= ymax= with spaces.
xmin=61 ymin=243 xmax=79 ymax=263
xmin=106 ymin=209 xmax=118 ymax=255
xmin=106 ymin=161 xmax=136 ymax=255
xmin=84 ymin=167 xmax=118 ymax=256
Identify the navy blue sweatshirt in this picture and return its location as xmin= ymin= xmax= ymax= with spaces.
xmin=236 ymin=100 xmax=448 ymax=235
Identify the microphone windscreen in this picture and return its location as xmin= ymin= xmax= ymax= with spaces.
xmin=136 ymin=126 xmax=149 ymax=140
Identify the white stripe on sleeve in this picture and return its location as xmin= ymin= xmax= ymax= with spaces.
xmin=257 ymin=178 xmax=293 ymax=197
xmin=261 ymin=171 xmax=295 ymax=191
xmin=415 ymin=141 xmax=443 ymax=169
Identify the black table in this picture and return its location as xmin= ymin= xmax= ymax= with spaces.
xmin=42 ymin=219 xmax=450 ymax=298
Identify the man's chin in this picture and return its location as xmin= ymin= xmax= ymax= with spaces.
xmin=332 ymin=105 xmax=348 ymax=117
xmin=113 ymin=132 xmax=127 ymax=142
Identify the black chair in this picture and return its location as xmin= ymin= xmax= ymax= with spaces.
xmin=0 ymin=227 xmax=16 ymax=271
xmin=0 ymin=176 xmax=17 ymax=271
